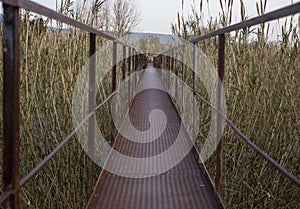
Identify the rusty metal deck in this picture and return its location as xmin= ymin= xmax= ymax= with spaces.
xmin=87 ymin=66 xmax=224 ymax=209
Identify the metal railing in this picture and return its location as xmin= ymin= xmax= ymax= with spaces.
xmin=1 ymin=0 xmax=300 ymax=208
xmin=0 ymin=0 xmax=148 ymax=208
xmin=155 ymin=2 xmax=300 ymax=197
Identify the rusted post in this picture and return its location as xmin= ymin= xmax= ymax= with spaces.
xmin=88 ymin=33 xmax=96 ymax=193
xmin=122 ymin=45 xmax=126 ymax=80
xmin=128 ymin=48 xmax=131 ymax=102
xmin=2 ymin=4 xmax=20 ymax=209
xmin=168 ymin=55 xmax=171 ymax=90
xmin=132 ymin=50 xmax=135 ymax=71
xmin=193 ymin=42 xmax=198 ymax=144
xmin=165 ymin=55 xmax=168 ymax=84
xmin=172 ymin=50 xmax=175 ymax=72
xmin=121 ymin=44 xmax=126 ymax=118
xmin=162 ymin=55 xmax=164 ymax=82
xmin=134 ymin=51 xmax=137 ymax=70
xmin=132 ymin=50 xmax=135 ymax=97
xmin=111 ymin=41 xmax=117 ymax=144
xmin=133 ymin=50 xmax=136 ymax=94
xmin=216 ymin=34 xmax=225 ymax=197
xmin=162 ymin=55 xmax=165 ymax=70
xmin=182 ymin=46 xmax=186 ymax=112
xmin=136 ymin=53 xmax=139 ymax=84
xmin=170 ymin=51 xmax=173 ymax=73
xmin=136 ymin=53 xmax=139 ymax=83
xmin=132 ymin=50 xmax=134 ymax=94
xmin=166 ymin=55 xmax=168 ymax=70
xmin=175 ymin=51 xmax=179 ymax=101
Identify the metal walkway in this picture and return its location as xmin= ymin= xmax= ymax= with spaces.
xmin=87 ymin=66 xmax=224 ymax=209
xmin=1 ymin=2 xmax=300 ymax=208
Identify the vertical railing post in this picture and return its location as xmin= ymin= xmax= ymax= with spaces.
xmin=170 ymin=51 xmax=173 ymax=90
xmin=170 ymin=50 xmax=175 ymax=88
xmin=182 ymin=45 xmax=186 ymax=112
xmin=136 ymin=52 xmax=139 ymax=67
xmin=161 ymin=55 xmax=164 ymax=81
xmin=122 ymin=44 xmax=126 ymax=118
xmin=164 ymin=55 xmax=166 ymax=83
xmin=168 ymin=52 xmax=170 ymax=70
xmin=162 ymin=55 xmax=167 ymax=83
xmin=164 ymin=55 xmax=167 ymax=70
xmin=130 ymin=49 xmax=135 ymax=96
xmin=136 ymin=52 xmax=138 ymax=87
xmin=168 ymin=55 xmax=170 ymax=90
xmin=111 ymin=41 xmax=117 ymax=144
xmin=170 ymin=51 xmax=173 ymax=72
xmin=132 ymin=50 xmax=137 ymax=95
xmin=193 ymin=42 xmax=198 ymax=144
xmin=88 ymin=33 xmax=96 ymax=193
xmin=171 ymin=50 xmax=174 ymax=72
xmin=128 ymin=48 xmax=131 ymax=102
xmin=135 ymin=53 xmax=139 ymax=84
xmin=132 ymin=50 xmax=135 ymax=71
xmin=122 ymin=45 xmax=126 ymax=80
xmin=2 ymin=4 xmax=20 ymax=209
xmin=175 ymin=51 xmax=179 ymax=101
xmin=216 ymin=34 xmax=225 ymax=197
xmin=135 ymin=51 xmax=138 ymax=70
xmin=131 ymin=50 xmax=135 ymax=97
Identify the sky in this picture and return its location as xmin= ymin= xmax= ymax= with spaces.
xmin=32 ymin=0 xmax=300 ymax=35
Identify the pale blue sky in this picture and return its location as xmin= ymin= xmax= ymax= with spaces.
xmin=33 ymin=0 xmax=300 ymax=34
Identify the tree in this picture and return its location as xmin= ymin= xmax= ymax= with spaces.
xmin=90 ymin=0 xmax=109 ymax=29
xmin=55 ymin=0 xmax=140 ymax=36
xmin=112 ymin=0 xmax=141 ymax=37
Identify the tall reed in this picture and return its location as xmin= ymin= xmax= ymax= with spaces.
xmin=174 ymin=0 xmax=300 ymax=208
xmin=0 ymin=6 xmax=121 ymax=208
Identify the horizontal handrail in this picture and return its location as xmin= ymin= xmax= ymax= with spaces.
xmin=0 ymin=0 xmax=116 ymax=40
xmin=157 ymin=2 xmax=300 ymax=189
xmin=160 ymin=52 xmax=300 ymax=187
xmin=0 ymin=1 xmax=147 ymax=207
xmin=19 ymin=112 xmax=93 ymax=187
xmin=18 ymin=91 xmax=116 ymax=188
xmin=95 ymin=92 xmax=120 ymax=111
xmin=190 ymin=2 xmax=300 ymax=42
xmin=0 ymin=0 xmax=138 ymax=48
xmin=193 ymin=91 xmax=300 ymax=187
xmin=0 ymin=189 xmax=13 ymax=206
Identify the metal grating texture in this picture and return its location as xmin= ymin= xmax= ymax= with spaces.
xmin=88 ymin=66 xmax=224 ymax=209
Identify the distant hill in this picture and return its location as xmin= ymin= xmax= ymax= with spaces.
xmin=128 ymin=32 xmax=179 ymax=45
xmin=0 ymin=15 xmax=176 ymax=45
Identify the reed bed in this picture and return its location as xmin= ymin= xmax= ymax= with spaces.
xmin=173 ymin=0 xmax=300 ymax=208
xmin=0 ymin=9 xmax=122 ymax=208
xmin=0 ymin=0 xmax=299 ymax=208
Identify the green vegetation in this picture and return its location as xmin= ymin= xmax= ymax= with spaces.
xmin=172 ymin=0 xmax=300 ymax=208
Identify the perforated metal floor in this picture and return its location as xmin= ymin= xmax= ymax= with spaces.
xmin=87 ymin=67 xmax=224 ymax=209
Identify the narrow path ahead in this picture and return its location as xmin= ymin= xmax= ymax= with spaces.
xmin=88 ymin=65 xmax=224 ymax=209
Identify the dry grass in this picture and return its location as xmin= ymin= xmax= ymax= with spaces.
xmin=174 ymin=0 xmax=300 ymax=208
xmin=0 ymin=10 xmax=119 ymax=208
xmin=19 ymin=21 xmax=92 ymax=209
xmin=0 ymin=5 xmax=141 ymax=207
xmin=0 ymin=0 xmax=299 ymax=208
